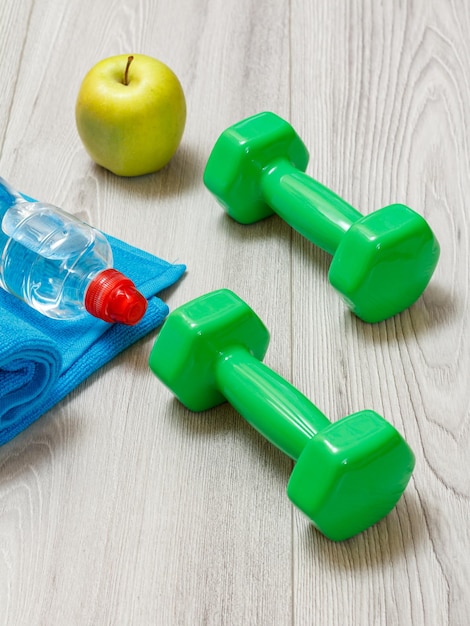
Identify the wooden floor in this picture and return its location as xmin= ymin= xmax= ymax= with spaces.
xmin=0 ymin=0 xmax=468 ymax=624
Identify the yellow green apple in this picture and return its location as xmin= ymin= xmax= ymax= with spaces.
xmin=75 ymin=54 xmax=186 ymax=177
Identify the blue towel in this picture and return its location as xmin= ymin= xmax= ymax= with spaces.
xmin=0 ymin=182 xmax=186 ymax=446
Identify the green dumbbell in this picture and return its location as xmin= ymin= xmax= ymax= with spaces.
xmin=149 ymin=289 xmax=415 ymax=541
xmin=203 ymin=112 xmax=440 ymax=323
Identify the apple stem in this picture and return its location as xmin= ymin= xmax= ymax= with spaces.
xmin=123 ymin=55 xmax=134 ymax=85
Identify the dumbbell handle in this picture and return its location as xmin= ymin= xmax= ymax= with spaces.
xmin=261 ymin=159 xmax=363 ymax=255
xmin=215 ymin=345 xmax=331 ymax=460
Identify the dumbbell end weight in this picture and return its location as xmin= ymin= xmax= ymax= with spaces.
xmin=203 ymin=111 xmax=310 ymax=224
xmin=330 ymin=203 xmax=440 ymax=323
xmin=287 ymin=409 xmax=415 ymax=541
xmin=149 ymin=289 xmax=271 ymax=412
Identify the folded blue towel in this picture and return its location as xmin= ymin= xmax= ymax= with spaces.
xmin=0 ymin=182 xmax=186 ymax=446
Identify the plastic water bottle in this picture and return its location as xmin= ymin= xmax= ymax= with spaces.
xmin=0 ymin=177 xmax=147 ymax=324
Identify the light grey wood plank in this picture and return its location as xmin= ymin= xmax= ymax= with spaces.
xmin=0 ymin=2 xmax=34 ymax=153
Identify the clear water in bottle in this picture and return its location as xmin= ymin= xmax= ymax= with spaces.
xmin=0 ymin=177 xmax=147 ymax=324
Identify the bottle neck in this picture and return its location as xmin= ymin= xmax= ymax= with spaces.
xmin=84 ymin=269 xmax=148 ymax=325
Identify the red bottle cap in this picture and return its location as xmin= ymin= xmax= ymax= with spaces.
xmin=85 ymin=269 xmax=148 ymax=325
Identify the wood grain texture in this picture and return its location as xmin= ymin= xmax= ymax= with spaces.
xmin=0 ymin=0 xmax=468 ymax=624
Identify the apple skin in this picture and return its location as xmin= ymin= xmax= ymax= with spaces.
xmin=75 ymin=54 xmax=186 ymax=177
